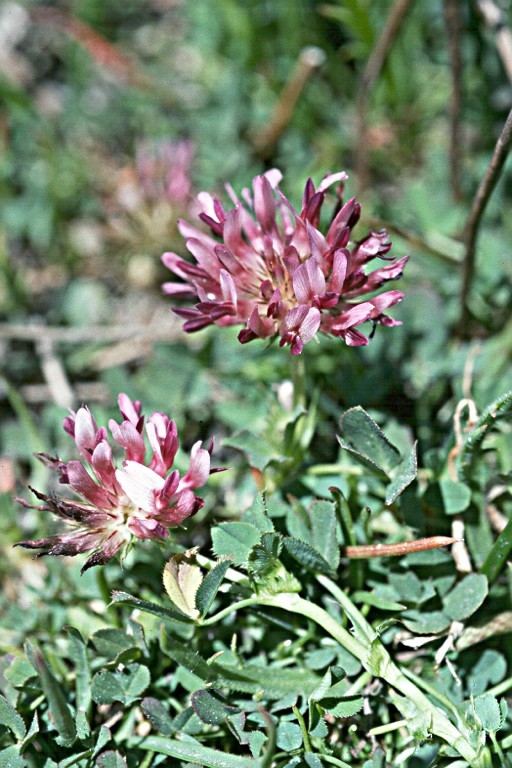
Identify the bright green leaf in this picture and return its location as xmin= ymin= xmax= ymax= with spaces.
xmin=386 ymin=443 xmax=417 ymax=505
xmin=91 ymin=664 xmax=150 ymax=705
xmin=283 ymin=537 xmax=334 ymax=575
xmin=140 ymin=736 xmax=257 ymax=767
xmin=0 ymin=695 xmax=26 ymax=740
xmin=242 ymin=494 xmax=275 ymax=532
xmin=191 ymin=690 xmax=241 ymax=725
xmin=195 ymin=559 xmax=232 ymax=617
xmin=474 ymin=694 xmax=502 ymax=733
xmin=25 ymin=642 xmax=76 ymax=746
xmin=211 ymin=522 xmax=261 ymax=565
xmin=141 ymin=698 xmax=175 ymax=736
xmin=439 ymin=480 xmax=472 ymax=515
xmin=0 ymin=746 xmax=27 ymax=768
xmin=276 ymin=721 xmax=302 ymax=751
xmin=95 ymin=751 xmax=128 ymax=768
xmin=338 ymin=407 xmax=401 ymax=476
xmin=401 ymin=610 xmax=451 ymax=635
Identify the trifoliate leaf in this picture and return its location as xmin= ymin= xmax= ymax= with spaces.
xmin=91 ymin=663 xmax=150 ymax=705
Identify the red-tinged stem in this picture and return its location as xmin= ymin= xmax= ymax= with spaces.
xmin=345 ymin=535 xmax=458 ymax=559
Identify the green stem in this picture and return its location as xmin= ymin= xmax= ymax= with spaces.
xmin=200 ymin=598 xmax=259 ymax=626
xmin=258 ymin=592 xmax=367 ymax=660
xmin=256 ymin=591 xmax=480 ymax=766
xmin=316 ymin=756 xmax=352 ymax=768
xmin=401 ymin=667 xmax=461 ymax=720
xmin=487 ymin=676 xmax=512 ymax=698
xmin=344 ymin=670 xmax=372 ymax=696
xmin=292 ymin=705 xmax=312 ymax=752
xmin=369 ymin=719 xmax=407 ymax=736
xmin=96 ymin=569 xmax=121 ymax=628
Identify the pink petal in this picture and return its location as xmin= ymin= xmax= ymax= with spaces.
xmin=298 ymin=306 xmax=322 ymax=343
xmin=118 ymin=394 xmax=142 ymax=427
xmin=180 ymin=441 xmax=211 ymax=490
xmin=91 ymin=441 xmax=117 ymax=491
xmin=327 ymin=249 xmax=348 ymax=293
xmin=115 ymin=462 xmax=164 ymax=513
xmin=74 ymin=407 xmax=101 ymax=460
xmin=293 ymin=259 xmax=326 ymax=303
xmin=65 ymin=461 xmax=112 ymax=508
xmin=128 ymin=517 xmax=168 ymax=540
xmin=369 ymin=290 xmax=404 ymax=315
xmin=253 ymin=174 xmax=276 ymax=232
xmin=109 ymin=420 xmax=146 ymax=463
xmin=219 ymin=269 xmax=238 ymax=307
xmin=316 ymin=171 xmax=348 ymax=193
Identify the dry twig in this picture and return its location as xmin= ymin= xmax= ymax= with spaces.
xmin=355 ymin=0 xmax=414 ymax=191
xmin=252 ymin=47 xmax=325 ymax=155
xmin=459 ymin=106 xmax=512 ymax=332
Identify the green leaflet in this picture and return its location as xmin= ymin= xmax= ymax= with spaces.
xmin=140 ymin=736 xmax=258 ymax=768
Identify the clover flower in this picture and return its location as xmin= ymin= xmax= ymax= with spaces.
xmin=16 ymin=394 xmax=218 ymax=572
xmin=162 ymin=170 xmax=408 ymax=354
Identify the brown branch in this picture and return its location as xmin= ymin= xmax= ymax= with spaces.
xmin=252 ymin=47 xmax=326 ymax=156
xmin=355 ymin=0 xmax=414 ymax=191
xmin=443 ymin=0 xmax=464 ymax=201
xmin=459 ymin=106 xmax=512 ymax=332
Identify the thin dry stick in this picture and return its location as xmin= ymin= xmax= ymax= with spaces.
xmin=448 ymin=398 xmax=478 ymax=574
xmin=477 ymin=0 xmax=512 ymax=84
xmin=459 ymin=105 xmax=512 ymax=332
xmin=443 ymin=0 xmax=464 ymax=201
xmin=0 ymin=321 xmax=183 ymax=344
xmin=345 ymin=535 xmax=457 ymax=559
xmin=252 ymin=47 xmax=325 ymax=155
xmin=36 ymin=338 xmax=75 ymax=410
xmin=367 ymin=215 xmax=463 ymax=263
xmin=355 ymin=0 xmax=414 ymax=191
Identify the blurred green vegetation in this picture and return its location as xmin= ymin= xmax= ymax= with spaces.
xmin=2 ymin=1 xmax=512 ymax=763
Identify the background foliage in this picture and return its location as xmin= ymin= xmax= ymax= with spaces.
xmin=1 ymin=0 xmax=512 ymax=766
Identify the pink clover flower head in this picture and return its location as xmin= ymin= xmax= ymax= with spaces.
xmin=136 ymin=139 xmax=195 ymax=205
xmin=16 ymin=394 xmax=218 ymax=573
xmin=162 ymin=170 xmax=408 ymax=354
